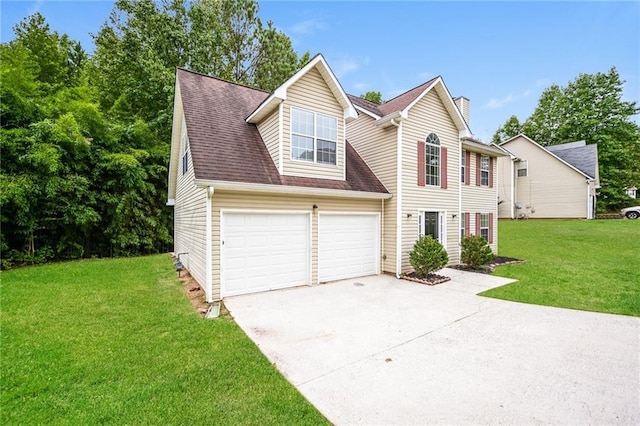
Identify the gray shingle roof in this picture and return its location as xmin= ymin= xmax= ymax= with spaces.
xmin=177 ymin=68 xmax=388 ymax=194
xmin=547 ymin=142 xmax=598 ymax=179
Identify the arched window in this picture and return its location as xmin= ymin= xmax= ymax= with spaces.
xmin=425 ymin=133 xmax=440 ymax=186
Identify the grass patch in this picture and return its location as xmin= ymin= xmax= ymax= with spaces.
xmin=1 ymin=255 xmax=328 ymax=425
xmin=482 ymin=220 xmax=640 ymax=316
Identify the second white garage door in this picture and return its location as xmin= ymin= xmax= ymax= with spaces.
xmin=318 ymin=213 xmax=379 ymax=283
xmin=222 ymin=212 xmax=310 ymax=297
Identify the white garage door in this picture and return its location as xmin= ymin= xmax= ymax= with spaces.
xmin=222 ymin=212 xmax=310 ymax=297
xmin=319 ymin=214 xmax=379 ymax=283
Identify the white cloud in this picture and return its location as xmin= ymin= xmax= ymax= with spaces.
xmin=485 ymin=86 xmax=537 ymax=109
xmin=332 ymin=56 xmax=361 ymax=78
xmin=289 ymin=19 xmax=328 ymax=35
xmin=418 ymin=71 xmax=433 ymax=81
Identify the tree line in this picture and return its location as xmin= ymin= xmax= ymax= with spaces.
xmin=1 ymin=0 xmax=308 ymax=268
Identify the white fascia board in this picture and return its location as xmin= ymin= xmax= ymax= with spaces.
xmin=167 ymin=77 xmax=183 ymax=201
xmin=166 ymin=198 xmax=176 ymax=206
xmin=376 ymin=110 xmax=407 ymax=128
xmin=353 ymin=104 xmax=381 ymax=120
xmin=461 ymin=140 xmax=507 ymax=157
xmin=344 ymin=105 xmax=358 ymax=123
xmin=193 ymin=179 xmax=392 ymax=200
xmin=246 ymin=89 xmax=286 ymax=124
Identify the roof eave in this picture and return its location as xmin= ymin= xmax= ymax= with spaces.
xmin=193 ymin=179 xmax=392 ymax=199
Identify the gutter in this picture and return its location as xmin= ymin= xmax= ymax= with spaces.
xmin=193 ymin=179 xmax=392 ymax=200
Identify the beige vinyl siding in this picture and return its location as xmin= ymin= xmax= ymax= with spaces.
xmin=174 ymin=115 xmax=207 ymax=290
xmin=210 ymin=192 xmax=381 ymax=300
xmin=347 ymin=113 xmax=397 ymax=273
xmin=497 ymin=155 xmax=514 ymax=218
xmin=256 ymin=108 xmax=280 ymax=171
xmin=507 ymin=136 xmax=589 ymax=218
xmin=282 ymin=67 xmax=344 ymax=180
xmin=462 ymin=152 xmax=499 ymax=252
xmin=402 ymin=90 xmax=461 ymax=268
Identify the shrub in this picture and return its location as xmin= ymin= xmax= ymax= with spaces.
xmin=409 ymin=235 xmax=448 ymax=277
xmin=460 ymin=235 xmax=494 ymax=268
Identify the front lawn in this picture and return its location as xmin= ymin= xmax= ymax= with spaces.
xmin=1 ymin=255 xmax=328 ymax=425
xmin=483 ymin=219 xmax=640 ymax=316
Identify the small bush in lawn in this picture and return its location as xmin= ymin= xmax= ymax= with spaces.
xmin=461 ymin=235 xmax=494 ymax=268
xmin=409 ymin=235 xmax=448 ymax=278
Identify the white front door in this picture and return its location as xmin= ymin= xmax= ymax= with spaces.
xmin=318 ymin=213 xmax=379 ymax=283
xmin=221 ymin=212 xmax=310 ymax=297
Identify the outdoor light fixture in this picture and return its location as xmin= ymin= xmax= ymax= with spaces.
xmin=312 ymin=204 xmax=318 ymax=210
xmin=406 ymin=213 xmax=412 ymax=218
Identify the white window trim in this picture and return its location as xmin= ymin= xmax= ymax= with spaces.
xmin=480 ymin=155 xmax=490 ymax=186
xmin=425 ymin=133 xmax=441 ymax=187
xmin=480 ymin=213 xmax=490 ymax=241
xmin=290 ymin=106 xmax=338 ymax=166
xmin=418 ymin=210 xmax=447 ymax=248
xmin=461 ymin=149 xmax=466 ymax=183
xmin=517 ymin=160 xmax=528 ymax=177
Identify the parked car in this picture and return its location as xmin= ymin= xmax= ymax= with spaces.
xmin=621 ymin=206 xmax=640 ymax=219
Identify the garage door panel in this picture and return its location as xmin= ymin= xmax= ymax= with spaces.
xmin=223 ymin=212 xmax=310 ymax=297
xmin=319 ymin=214 xmax=378 ymax=283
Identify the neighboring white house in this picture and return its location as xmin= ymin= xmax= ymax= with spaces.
xmin=497 ymin=135 xmax=599 ymax=219
xmin=167 ymin=54 xmax=504 ymax=302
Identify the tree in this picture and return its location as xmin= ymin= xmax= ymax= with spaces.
xmin=492 ymin=68 xmax=640 ymax=211
xmin=360 ymin=91 xmax=383 ymax=105
xmin=491 ymin=115 xmax=523 ymax=143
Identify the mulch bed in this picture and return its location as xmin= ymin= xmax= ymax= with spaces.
xmin=451 ymin=255 xmax=525 ymax=274
xmin=401 ymin=272 xmax=451 ymax=286
xmin=175 ymin=269 xmax=230 ymax=318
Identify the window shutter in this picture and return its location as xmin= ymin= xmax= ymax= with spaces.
xmin=475 ymin=212 xmax=481 ymax=235
xmin=465 ymin=150 xmax=471 ymax=185
xmin=417 ymin=142 xmax=426 ymax=186
xmin=476 ymin=153 xmax=481 ymax=186
xmin=464 ymin=212 xmax=470 ymax=236
xmin=489 ymin=213 xmax=494 ymax=243
xmin=440 ymin=147 xmax=448 ymax=189
xmin=489 ymin=157 xmax=494 ymax=188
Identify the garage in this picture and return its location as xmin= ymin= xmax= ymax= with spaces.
xmin=318 ymin=213 xmax=379 ymax=283
xmin=221 ymin=212 xmax=310 ymax=297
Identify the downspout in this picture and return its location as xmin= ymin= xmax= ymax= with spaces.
xmin=510 ymin=158 xmax=515 ymax=219
xmin=205 ymin=186 xmax=214 ymax=303
xmin=586 ymin=180 xmax=592 ymax=219
xmin=391 ymin=118 xmax=402 ymax=278
xmin=458 ymin=146 xmax=463 ymax=263
xmin=381 ymin=198 xmax=384 ymax=274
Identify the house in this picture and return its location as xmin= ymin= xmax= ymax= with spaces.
xmin=497 ymin=135 xmax=599 ymax=219
xmin=167 ymin=54 xmax=504 ymax=302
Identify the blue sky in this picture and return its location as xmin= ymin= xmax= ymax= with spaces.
xmin=2 ymin=1 xmax=639 ymax=141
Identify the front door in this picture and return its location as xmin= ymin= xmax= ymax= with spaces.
xmin=418 ymin=211 xmax=446 ymax=246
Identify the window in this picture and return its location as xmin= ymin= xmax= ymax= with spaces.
xmin=419 ymin=211 xmax=446 ymax=246
xmin=480 ymin=213 xmax=489 ymax=242
xmin=461 ymin=150 xmax=466 ymax=183
xmin=517 ymin=160 xmax=528 ymax=177
xmin=625 ymin=187 xmax=636 ymax=198
xmin=425 ymin=133 xmax=440 ymax=186
xmin=182 ymin=151 xmax=188 ymax=175
xmin=480 ymin=155 xmax=490 ymax=186
xmin=291 ymin=107 xmax=337 ymax=165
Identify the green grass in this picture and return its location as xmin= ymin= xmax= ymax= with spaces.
xmin=1 ymin=255 xmax=329 ymax=425
xmin=482 ymin=219 xmax=640 ymax=316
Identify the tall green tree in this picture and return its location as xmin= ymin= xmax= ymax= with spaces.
xmin=360 ymin=91 xmax=383 ymax=105
xmin=491 ymin=114 xmax=522 ymax=143
xmin=492 ymin=68 xmax=640 ymax=211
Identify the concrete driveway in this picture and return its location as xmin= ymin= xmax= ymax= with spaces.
xmin=224 ymin=269 xmax=640 ymax=425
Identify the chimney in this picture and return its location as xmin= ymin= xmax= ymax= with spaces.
xmin=454 ymin=96 xmax=470 ymax=125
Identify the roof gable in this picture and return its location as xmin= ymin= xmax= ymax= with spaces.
xmin=246 ymin=54 xmax=357 ymax=124
xmin=501 ymin=134 xmax=596 ymax=179
xmin=170 ymin=68 xmax=388 ymax=196
xmin=348 ymin=77 xmax=471 ymax=137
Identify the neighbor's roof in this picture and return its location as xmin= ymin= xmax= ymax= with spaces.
xmin=176 ymin=68 xmax=388 ymax=194
xmin=348 ymin=78 xmax=439 ymax=118
xmin=547 ymin=142 xmax=598 ymax=179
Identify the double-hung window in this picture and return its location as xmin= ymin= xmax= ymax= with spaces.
xmin=480 ymin=213 xmax=489 ymax=241
xmin=181 ymin=135 xmax=189 ymax=175
xmin=461 ymin=149 xmax=466 ymax=183
xmin=480 ymin=155 xmax=490 ymax=186
xmin=291 ymin=107 xmax=337 ymax=165
xmin=425 ymin=133 xmax=440 ymax=186
xmin=517 ymin=160 xmax=528 ymax=177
